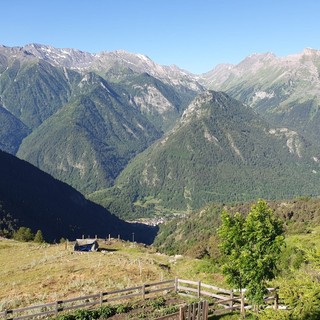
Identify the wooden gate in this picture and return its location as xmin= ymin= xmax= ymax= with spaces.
xmin=180 ymin=300 xmax=208 ymax=320
xmin=154 ymin=301 xmax=208 ymax=320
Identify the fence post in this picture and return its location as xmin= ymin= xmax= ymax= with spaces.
xmin=229 ymin=289 xmax=234 ymax=311
xmin=198 ymin=301 xmax=202 ymax=320
xmin=179 ymin=305 xmax=185 ymax=320
xmin=197 ymin=281 xmax=201 ymax=298
xmin=240 ymin=290 xmax=245 ymax=318
xmin=274 ymin=291 xmax=279 ymax=310
xmin=142 ymin=284 xmax=146 ymax=300
xmin=100 ymin=292 xmax=103 ymax=307
xmin=175 ymin=277 xmax=178 ymax=293
xmin=204 ymin=300 xmax=209 ymax=320
xmin=187 ymin=304 xmax=191 ymax=320
xmin=55 ymin=301 xmax=59 ymax=317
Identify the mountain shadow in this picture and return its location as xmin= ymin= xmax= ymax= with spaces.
xmin=0 ymin=150 xmax=158 ymax=244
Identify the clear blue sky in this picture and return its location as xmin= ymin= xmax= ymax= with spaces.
xmin=1 ymin=0 xmax=320 ymax=74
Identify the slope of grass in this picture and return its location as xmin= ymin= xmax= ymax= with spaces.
xmin=0 ymin=238 xmax=216 ymax=311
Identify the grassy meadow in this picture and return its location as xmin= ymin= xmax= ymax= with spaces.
xmin=0 ymin=238 xmax=223 ymax=312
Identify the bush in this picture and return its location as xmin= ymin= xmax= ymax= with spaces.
xmin=13 ymin=227 xmax=34 ymax=242
xmin=148 ymin=296 xmax=166 ymax=309
xmin=116 ymin=303 xmax=131 ymax=314
xmin=99 ymin=305 xmax=116 ymax=317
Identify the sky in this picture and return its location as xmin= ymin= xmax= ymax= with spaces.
xmin=1 ymin=0 xmax=320 ymax=74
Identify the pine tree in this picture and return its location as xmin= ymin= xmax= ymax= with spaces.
xmin=34 ymin=230 xmax=44 ymax=243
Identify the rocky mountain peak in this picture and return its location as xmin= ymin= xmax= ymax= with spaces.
xmin=0 ymin=43 xmax=203 ymax=93
xmin=21 ymin=43 xmax=95 ymax=69
xmin=302 ymin=47 xmax=320 ymax=56
xmin=94 ymin=49 xmax=203 ymax=92
xmin=181 ymin=91 xmax=234 ymax=124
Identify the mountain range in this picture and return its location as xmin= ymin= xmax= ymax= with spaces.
xmin=202 ymin=48 xmax=320 ymax=147
xmin=1 ymin=44 xmax=320 ymax=221
xmin=0 ymin=44 xmax=199 ymax=194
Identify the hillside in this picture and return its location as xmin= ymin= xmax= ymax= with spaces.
xmin=90 ymin=91 xmax=320 ymax=218
xmin=154 ymin=197 xmax=320 ymax=257
xmin=0 ymin=104 xmax=30 ymax=153
xmin=0 ymin=150 xmax=157 ymax=243
xmin=153 ymin=199 xmax=320 ymax=319
xmin=0 ymin=239 xmax=183 ymax=310
xmin=1 ymin=201 xmax=320 ymax=319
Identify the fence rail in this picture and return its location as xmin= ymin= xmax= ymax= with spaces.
xmin=0 ymin=278 xmax=278 ymax=319
xmin=176 ymin=278 xmax=278 ymax=316
xmin=0 ymin=279 xmax=175 ymax=320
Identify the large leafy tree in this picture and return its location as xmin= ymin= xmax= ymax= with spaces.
xmin=218 ymin=199 xmax=285 ymax=309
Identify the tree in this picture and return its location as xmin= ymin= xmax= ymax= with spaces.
xmin=13 ymin=226 xmax=34 ymax=242
xmin=218 ymin=199 xmax=285 ymax=313
xmin=34 ymin=229 xmax=44 ymax=243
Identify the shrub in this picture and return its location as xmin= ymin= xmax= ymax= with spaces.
xmin=116 ymin=303 xmax=131 ymax=314
xmin=99 ymin=305 xmax=116 ymax=317
xmin=13 ymin=227 xmax=34 ymax=242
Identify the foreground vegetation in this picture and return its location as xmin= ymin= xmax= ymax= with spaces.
xmin=50 ymin=295 xmax=182 ymax=320
xmin=154 ymin=198 xmax=320 ymax=319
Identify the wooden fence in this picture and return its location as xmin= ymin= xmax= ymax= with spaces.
xmin=176 ymin=279 xmax=279 ymax=317
xmin=0 ymin=278 xmax=278 ymax=319
xmin=0 ymin=279 xmax=175 ymax=320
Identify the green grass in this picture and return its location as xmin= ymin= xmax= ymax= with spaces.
xmin=0 ymin=238 xmax=218 ymax=311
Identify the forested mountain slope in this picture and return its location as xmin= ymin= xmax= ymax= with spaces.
xmin=154 ymin=197 xmax=320 ymax=257
xmin=90 ymin=91 xmax=320 ymax=218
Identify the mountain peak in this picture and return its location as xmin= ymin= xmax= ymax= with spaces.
xmin=181 ymin=90 xmax=239 ymax=125
xmin=247 ymin=52 xmax=276 ymax=60
xmin=302 ymin=47 xmax=320 ymax=56
xmin=20 ymin=43 xmax=95 ymax=69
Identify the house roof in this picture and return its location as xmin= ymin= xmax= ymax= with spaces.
xmin=75 ymin=239 xmax=98 ymax=246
